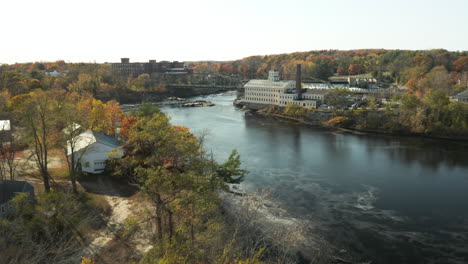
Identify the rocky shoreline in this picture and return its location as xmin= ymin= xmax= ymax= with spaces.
xmin=120 ymin=97 xmax=215 ymax=112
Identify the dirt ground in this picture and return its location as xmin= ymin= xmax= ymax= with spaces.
xmin=80 ymin=176 xmax=154 ymax=263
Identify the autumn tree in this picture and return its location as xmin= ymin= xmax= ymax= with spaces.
xmin=58 ymin=92 xmax=89 ymax=193
xmin=120 ymin=115 xmax=139 ymax=140
xmin=104 ymin=100 xmax=124 ymax=136
xmin=348 ymin=64 xmax=364 ymax=75
xmin=15 ymin=89 xmax=62 ymax=192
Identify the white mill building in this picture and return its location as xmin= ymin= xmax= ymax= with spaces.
xmin=242 ymin=67 xmax=324 ymax=109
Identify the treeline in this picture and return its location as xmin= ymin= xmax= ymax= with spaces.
xmin=0 ymin=63 xmax=168 ymax=100
xmin=191 ymin=49 xmax=468 ymax=85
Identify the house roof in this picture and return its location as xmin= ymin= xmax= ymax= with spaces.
xmin=70 ymin=130 xmax=120 ymax=154
xmin=244 ymin=80 xmax=295 ymax=89
xmin=455 ymin=90 xmax=468 ymax=98
xmin=0 ymin=181 xmax=34 ymax=205
xmin=91 ymin=131 xmax=120 ymax=147
xmin=304 ymin=89 xmax=328 ymax=95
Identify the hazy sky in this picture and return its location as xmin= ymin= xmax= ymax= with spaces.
xmin=1 ymin=0 xmax=467 ymax=64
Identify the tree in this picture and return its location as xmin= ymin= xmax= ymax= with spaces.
xmin=216 ymin=149 xmax=247 ymax=184
xmin=15 ymin=89 xmax=62 ymax=192
xmin=423 ymin=89 xmax=449 ymax=108
xmin=453 ymin=57 xmax=468 ymax=72
xmin=401 ymin=93 xmax=420 ymax=110
xmin=425 ymin=66 xmax=451 ymax=91
xmin=59 ymin=92 xmax=89 ymax=194
xmin=104 ymin=100 xmax=124 ymax=136
xmin=325 ymin=88 xmax=352 ymax=108
xmin=348 ymin=64 xmax=364 ymax=75
xmin=0 ymin=128 xmax=19 ymax=181
xmin=309 ymin=59 xmax=335 ymax=80
xmin=120 ymin=115 xmax=139 ymax=140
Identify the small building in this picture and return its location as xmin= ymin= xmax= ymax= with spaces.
xmin=453 ymin=91 xmax=468 ymax=103
xmin=44 ymin=70 xmax=68 ymax=77
xmin=0 ymin=120 xmax=12 ymax=144
xmin=68 ymin=130 xmax=124 ymax=174
xmin=0 ymin=181 xmax=35 ymax=218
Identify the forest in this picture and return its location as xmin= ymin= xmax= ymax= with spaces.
xmin=192 ymin=49 xmax=468 ymax=93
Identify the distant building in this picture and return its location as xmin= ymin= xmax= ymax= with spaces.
xmin=0 ymin=120 xmax=12 ymax=144
xmin=0 ymin=181 xmax=35 ymax=218
xmin=44 ymin=70 xmax=68 ymax=77
xmin=68 ymin=130 xmax=124 ymax=174
xmin=453 ymin=90 xmax=468 ymax=103
xmin=305 ymin=77 xmax=379 ymax=90
xmin=110 ymin=58 xmax=192 ymax=77
xmin=243 ymin=69 xmax=319 ymax=109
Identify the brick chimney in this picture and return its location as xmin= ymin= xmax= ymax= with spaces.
xmin=296 ymin=64 xmax=302 ymax=99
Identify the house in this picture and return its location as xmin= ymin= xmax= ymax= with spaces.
xmin=453 ymin=91 xmax=468 ymax=103
xmin=68 ymin=130 xmax=124 ymax=174
xmin=44 ymin=70 xmax=69 ymax=77
xmin=0 ymin=180 xmax=35 ymax=218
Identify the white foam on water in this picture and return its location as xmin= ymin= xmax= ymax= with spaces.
xmin=354 ymin=185 xmax=379 ymax=210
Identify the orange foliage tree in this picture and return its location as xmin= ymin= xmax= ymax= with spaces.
xmin=104 ymin=100 xmax=124 ymax=136
xmin=120 ymin=115 xmax=139 ymax=139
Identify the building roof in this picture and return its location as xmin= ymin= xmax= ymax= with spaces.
xmin=0 ymin=120 xmax=10 ymax=131
xmin=69 ymin=130 xmax=120 ymax=155
xmin=0 ymin=181 xmax=34 ymax=205
xmin=455 ymin=90 xmax=468 ymax=98
xmin=304 ymin=89 xmax=328 ymax=95
xmin=244 ymin=79 xmax=294 ymax=89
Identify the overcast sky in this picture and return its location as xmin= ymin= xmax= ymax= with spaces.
xmin=1 ymin=0 xmax=467 ymax=64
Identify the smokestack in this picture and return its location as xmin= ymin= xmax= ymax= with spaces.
xmin=296 ymin=64 xmax=302 ymax=99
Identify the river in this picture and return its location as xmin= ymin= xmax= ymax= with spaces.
xmin=160 ymin=91 xmax=468 ymax=264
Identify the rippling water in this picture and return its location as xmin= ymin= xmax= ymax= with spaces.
xmin=160 ymin=91 xmax=468 ymax=263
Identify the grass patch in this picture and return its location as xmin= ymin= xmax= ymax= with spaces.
xmin=49 ymin=167 xmax=70 ymax=179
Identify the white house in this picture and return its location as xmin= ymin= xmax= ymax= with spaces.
xmin=68 ymin=130 xmax=123 ymax=174
xmin=453 ymin=91 xmax=468 ymax=103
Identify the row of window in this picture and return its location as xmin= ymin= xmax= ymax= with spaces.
xmin=245 ymin=97 xmax=277 ymax=103
xmin=245 ymin=97 xmax=316 ymax=108
xmin=246 ymin=92 xmax=278 ymax=97
xmin=303 ymin=95 xmax=323 ymax=100
xmin=245 ymin=86 xmax=285 ymax=91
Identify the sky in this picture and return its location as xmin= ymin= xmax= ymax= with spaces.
xmin=1 ymin=0 xmax=467 ymax=64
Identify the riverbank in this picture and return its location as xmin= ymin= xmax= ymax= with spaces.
xmin=97 ymin=86 xmax=232 ymax=104
xmin=245 ymin=106 xmax=468 ymax=142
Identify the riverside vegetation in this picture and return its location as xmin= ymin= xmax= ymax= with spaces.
xmin=0 ymin=88 xmax=301 ymax=263
xmin=260 ymin=88 xmax=468 ymax=139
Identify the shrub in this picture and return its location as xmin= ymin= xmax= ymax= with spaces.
xmin=284 ymin=104 xmax=307 ymax=119
xmin=325 ymin=116 xmax=355 ymax=128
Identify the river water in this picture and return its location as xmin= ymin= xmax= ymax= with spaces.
xmin=160 ymin=91 xmax=468 ymax=264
